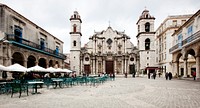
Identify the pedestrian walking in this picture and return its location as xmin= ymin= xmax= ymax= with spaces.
xmin=165 ymin=72 xmax=169 ymax=80
xmin=192 ymin=70 xmax=196 ymax=80
xmin=148 ymin=72 xmax=150 ymax=79
xmin=153 ymin=71 xmax=156 ymax=79
xmin=168 ymin=72 xmax=172 ymax=80
xmin=125 ymin=72 xmax=127 ymax=78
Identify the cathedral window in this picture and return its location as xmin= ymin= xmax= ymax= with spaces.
xmin=73 ymin=24 xmax=77 ymax=32
xmin=73 ymin=40 xmax=76 ymax=46
xmin=146 ymin=14 xmax=148 ymax=18
xmin=130 ymin=58 xmax=134 ymax=61
xmin=85 ymin=57 xmax=89 ymax=61
xmin=145 ymin=22 xmax=150 ymax=32
xmin=145 ymin=38 xmax=150 ymax=50
xmin=107 ymin=38 xmax=113 ymax=45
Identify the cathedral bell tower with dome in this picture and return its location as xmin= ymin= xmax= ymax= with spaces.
xmin=136 ymin=9 xmax=157 ymax=75
xmin=69 ymin=11 xmax=82 ymax=73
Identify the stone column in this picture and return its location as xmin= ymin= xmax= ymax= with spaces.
xmin=95 ymin=56 xmax=97 ymax=75
xmin=93 ymin=57 xmax=96 ymax=75
xmin=183 ymin=58 xmax=188 ymax=77
xmin=23 ymin=60 xmax=27 ymax=68
xmin=136 ymin=56 xmax=139 ymax=75
xmin=124 ymin=58 xmax=127 ymax=74
xmin=114 ymin=57 xmax=117 ymax=74
xmin=176 ymin=61 xmax=179 ymax=76
xmin=196 ymin=56 xmax=200 ymax=80
xmin=35 ymin=61 xmax=38 ymax=66
xmin=103 ymin=58 xmax=105 ymax=73
xmin=46 ymin=63 xmax=49 ymax=69
xmin=147 ymin=69 xmax=149 ymax=79
xmin=92 ymin=57 xmax=95 ymax=74
xmin=80 ymin=58 xmax=82 ymax=75
xmin=91 ymin=57 xmax=93 ymax=74
xmin=122 ymin=57 xmax=124 ymax=74
xmin=96 ymin=59 xmax=98 ymax=75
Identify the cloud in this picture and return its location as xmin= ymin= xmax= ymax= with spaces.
xmin=1 ymin=0 xmax=200 ymax=53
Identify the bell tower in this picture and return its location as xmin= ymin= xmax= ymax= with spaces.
xmin=136 ymin=9 xmax=156 ymax=71
xmin=69 ymin=11 xmax=82 ymax=74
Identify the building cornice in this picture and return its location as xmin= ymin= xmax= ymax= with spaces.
xmin=136 ymin=32 xmax=155 ymax=38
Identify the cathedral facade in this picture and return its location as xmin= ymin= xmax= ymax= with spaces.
xmin=69 ymin=11 xmax=139 ymax=75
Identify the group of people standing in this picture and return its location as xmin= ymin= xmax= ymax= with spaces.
xmin=165 ymin=72 xmax=172 ymax=80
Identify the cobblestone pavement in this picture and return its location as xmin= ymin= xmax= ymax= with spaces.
xmin=1 ymin=77 xmax=200 ymax=108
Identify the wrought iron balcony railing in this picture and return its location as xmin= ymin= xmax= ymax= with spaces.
xmin=169 ymin=43 xmax=182 ymax=53
xmin=182 ymin=30 xmax=200 ymax=46
xmin=169 ymin=30 xmax=200 ymax=53
xmin=6 ymin=34 xmax=66 ymax=60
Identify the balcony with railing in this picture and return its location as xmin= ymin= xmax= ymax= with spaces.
xmin=182 ymin=30 xmax=200 ymax=46
xmin=6 ymin=34 xmax=66 ymax=60
xmin=169 ymin=30 xmax=200 ymax=53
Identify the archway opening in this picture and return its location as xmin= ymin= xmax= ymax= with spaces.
xmin=38 ymin=58 xmax=46 ymax=68
xmin=27 ymin=55 xmax=36 ymax=68
xmin=12 ymin=52 xmax=24 ymax=66
xmin=49 ymin=60 xmax=53 ymax=67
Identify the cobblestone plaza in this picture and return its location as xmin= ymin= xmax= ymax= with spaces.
xmin=1 ymin=77 xmax=200 ymax=108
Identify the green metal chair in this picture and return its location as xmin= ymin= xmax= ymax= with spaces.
xmin=11 ymin=81 xmax=28 ymax=98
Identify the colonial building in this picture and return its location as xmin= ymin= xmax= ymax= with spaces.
xmin=136 ymin=9 xmax=157 ymax=74
xmin=0 ymin=4 xmax=66 ymax=78
xmin=170 ymin=10 xmax=200 ymax=79
xmin=155 ymin=15 xmax=192 ymax=75
xmin=69 ymin=11 xmax=139 ymax=75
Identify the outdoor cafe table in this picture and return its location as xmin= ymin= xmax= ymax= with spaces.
xmin=51 ymin=78 xmax=64 ymax=89
xmin=28 ymin=81 xmax=44 ymax=94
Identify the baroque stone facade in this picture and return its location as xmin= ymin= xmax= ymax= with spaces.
xmin=69 ymin=11 xmax=139 ymax=75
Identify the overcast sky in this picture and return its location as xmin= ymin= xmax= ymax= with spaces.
xmin=1 ymin=0 xmax=200 ymax=53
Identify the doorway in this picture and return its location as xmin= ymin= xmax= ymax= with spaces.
xmin=106 ymin=61 xmax=114 ymax=74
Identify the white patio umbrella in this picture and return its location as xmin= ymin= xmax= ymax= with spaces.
xmin=55 ymin=68 xmax=64 ymax=73
xmin=62 ymin=68 xmax=73 ymax=73
xmin=46 ymin=67 xmax=57 ymax=73
xmin=0 ymin=64 xmax=7 ymax=71
xmin=27 ymin=65 xmax=48 ymax=72
xmin=6 ymin=63 xmax=27 ymax=72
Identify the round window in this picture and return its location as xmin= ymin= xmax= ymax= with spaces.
xmin=85 ymin=57 xmax=89 ymax=61
xmin=130 ymin=58 xmax=134 ymax=61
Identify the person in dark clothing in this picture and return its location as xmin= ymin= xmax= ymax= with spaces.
xmin=165 ymin=72 xmax=169 ymax=80
xmin=125 ymin=72 xmax=127 ymax=78
xmin=192 ymin=71 xmax=196 ymax=80
xmin=153 ymin=72 xmax=156 ymax=79
xmin=148 ymin=72 xmax=150 ymax=79
xmin=168 ymin=72 xmax=172 ymax=80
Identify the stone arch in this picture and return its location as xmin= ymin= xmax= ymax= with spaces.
xmin=27 ymin=55 xmax=36 ymax=68
xmin=38 ymin=58 xmax=47 ymax=68
xmin=175 ymin=53 xmax=182 ymax=62
xmin=55 ymin=61 xmax=59 ymax=68
xmin=145 ymin=38 xmax=150 ymax=50
xmin=196 ymin=45 xmax=200 ymax=57
xmin=185 ymin=48 xmax=196 ymax=58
xmin=73 ymin=24 xmax=77 ymax=32
xmin=12 ymin=52 xmax=25 ymax=66
xmin=145 ymin=22 xmax=150 ymax=32
xmin=49 ymin=60 xmax=53 ymax=67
